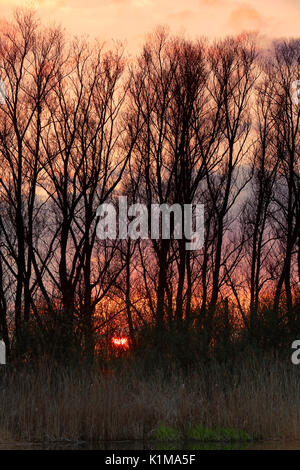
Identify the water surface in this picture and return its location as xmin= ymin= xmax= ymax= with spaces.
xmin=1 ymin=440 xmax=299 ymax=450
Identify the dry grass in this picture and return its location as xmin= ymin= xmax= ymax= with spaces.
xmin=0 ymin=350 xmax=300 ymax=443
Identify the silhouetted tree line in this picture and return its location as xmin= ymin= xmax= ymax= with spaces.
xmin=0 ymin=10 xmax=299 ymax=362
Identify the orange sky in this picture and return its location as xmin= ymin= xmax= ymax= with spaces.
xmin=0 ymin=0 xmax=299 ymax=51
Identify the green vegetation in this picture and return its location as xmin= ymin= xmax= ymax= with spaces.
xmin=153 ymin=423 xmax=252 ymax=443
xmin=186 ymin=425 xmax=252 ymax=442
xmin=154 ymin=424 xmax=181 ymax=441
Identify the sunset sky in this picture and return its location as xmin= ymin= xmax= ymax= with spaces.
xmin=0 ymin=0 xmax=299 ymax=51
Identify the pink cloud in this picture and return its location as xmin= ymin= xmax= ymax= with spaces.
xmin=201 ymin=0 xmax=225 ymax=5
xmin=228 ymin=4 xmax=266 ymax=31
xmin=168 ymin=9 xmax=193 ymax=21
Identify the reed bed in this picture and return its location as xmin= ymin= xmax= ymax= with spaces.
xmin=0 ymin=350 xmax=299 ymax=443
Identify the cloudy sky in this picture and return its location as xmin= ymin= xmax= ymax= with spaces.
xmin=0 ymin=0 xmax=299 ymax=51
